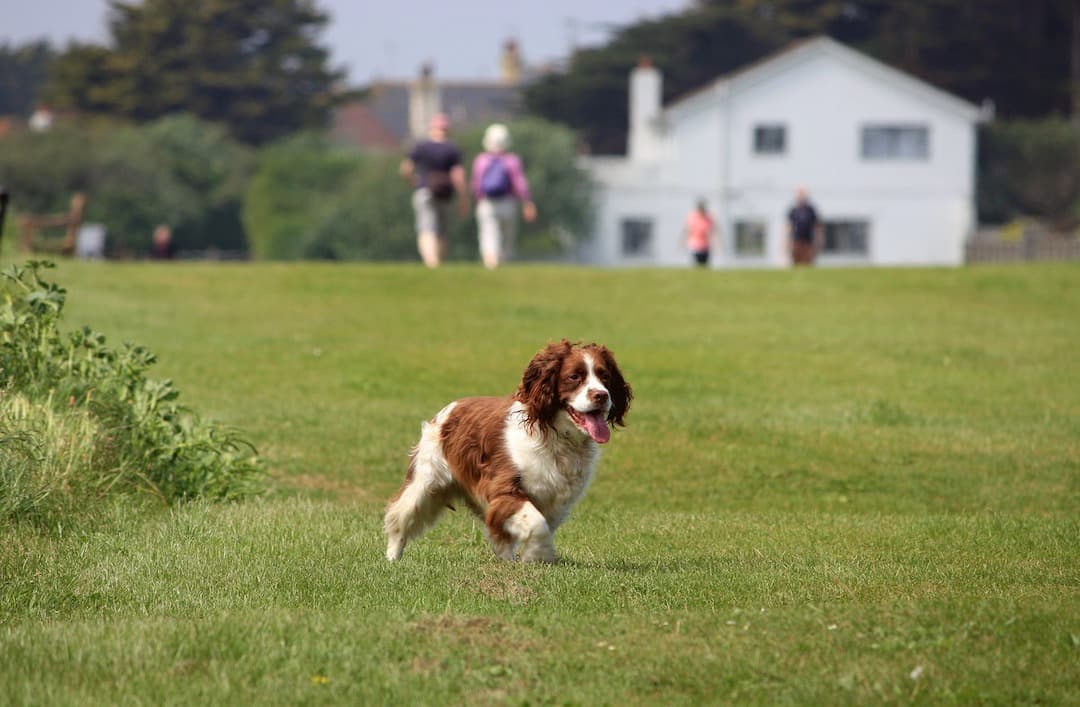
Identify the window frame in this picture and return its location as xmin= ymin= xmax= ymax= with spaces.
xmin=860 ymin=123 xmax=930 ymax=161
xmin=731 ymin=219 xmax=768 ymax=259
xmin=821 ymin=219 xmax=871 ymax=259
xmin=619 ymin=217 xmax=655 ymax=258
xmin=752 ymin=123 xmax=787 ymax=156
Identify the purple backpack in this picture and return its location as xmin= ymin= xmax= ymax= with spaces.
xmin=480 ymin=156 xmax=513 ymax=198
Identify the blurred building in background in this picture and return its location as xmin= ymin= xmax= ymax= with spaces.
xmin=582 ymin=37 xmax=985 ymax=268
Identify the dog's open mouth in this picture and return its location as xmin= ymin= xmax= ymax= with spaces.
xmin=566 ymin=406 xmax=611 ymax=444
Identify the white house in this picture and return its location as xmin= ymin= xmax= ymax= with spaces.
xmin=581 ymin=37 xmax=986 ymax=268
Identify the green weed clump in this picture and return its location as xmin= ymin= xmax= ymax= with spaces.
xmin=0 ymin=261 xmax=263 ymax=526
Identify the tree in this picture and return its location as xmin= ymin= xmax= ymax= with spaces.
xmin=713 ymin=0 xmax=1075 ymax=118
xmin=141 ymin=115 xmax=254 ymax=251
xmin=42 ymin=0 xmax=342 ymax=144
xmin=978 ymin=119 xmax=1080 ymax=225
xmin=242 ymin=133 xmax=364 ymax=260
xmin=0 ymin=41 xmax=54 ymax=116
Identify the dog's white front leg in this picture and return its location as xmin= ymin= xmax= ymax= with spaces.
xmin=505 ymin=503 xmax=556 ymax=564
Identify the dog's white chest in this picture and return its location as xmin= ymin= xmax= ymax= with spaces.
xmin=504 ymin=402 xmax=600 ymax=526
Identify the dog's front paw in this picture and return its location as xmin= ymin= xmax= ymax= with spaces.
xmin=519 ymin=542 xmax=556 ymax=564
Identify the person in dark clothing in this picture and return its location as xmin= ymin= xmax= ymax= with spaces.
xmin=786 ymin=186 xmax=823 ymax=266
xmin=399 ymin=113 xmax=469 ymax=267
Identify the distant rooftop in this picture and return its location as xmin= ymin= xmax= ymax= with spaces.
xmin=330 ymin=40 xmax=531 ymax=151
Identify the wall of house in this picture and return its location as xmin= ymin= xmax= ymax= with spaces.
xmin=724 ymin=52 xmax=975 ymax=266
xmin=583 ymin=160 xmax=689 ymax=266
xmin=583 ymin=45 xmax=978 ymax=268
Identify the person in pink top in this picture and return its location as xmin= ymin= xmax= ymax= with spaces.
xmin=471 ymin=123 xmax=537 ymax=269
xmin=685 ymin=199 xmax=717 ymax=267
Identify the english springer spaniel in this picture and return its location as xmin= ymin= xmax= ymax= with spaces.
xmin=385 ymin=340 xmax=632 ymax=563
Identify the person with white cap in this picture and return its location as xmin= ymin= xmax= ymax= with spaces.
xmin=400 ymin=113 xmax=469 ymax=267
xmin=470 ymin=123 xmax=537 ymax=269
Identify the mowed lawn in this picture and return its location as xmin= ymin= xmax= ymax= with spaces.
xmin=2 ymin=260 xmax=1078 ymax=705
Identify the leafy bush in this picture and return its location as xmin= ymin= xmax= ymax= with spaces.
xmin=242 ymin=133 xmax=366 ymax=259
xmin=978 ymin=119 xmax=1080 ymax=227
xmin=140 ymin=115 xmax=254 ymax=251
xmin=300 ymin=152 xmax=416 ymax=260
xmin=0 ymin=261 xmax=264 ymax=527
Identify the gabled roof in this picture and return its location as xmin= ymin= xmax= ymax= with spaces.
xmin=666 ymin=36 xmax=983 ymax=123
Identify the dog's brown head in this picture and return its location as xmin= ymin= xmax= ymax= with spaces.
xmin=516 ymin=340 xmax=632 ymax=441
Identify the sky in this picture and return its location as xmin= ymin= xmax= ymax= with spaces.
xmin=0 ymin=0 xmax=691 ymax=83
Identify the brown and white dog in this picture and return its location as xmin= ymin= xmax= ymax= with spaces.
xmin=385 ymin=340 xmax=632 ymax=563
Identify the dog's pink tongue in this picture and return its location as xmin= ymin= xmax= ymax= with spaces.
xmin=584 ymin=412 xmax=611 ymax=444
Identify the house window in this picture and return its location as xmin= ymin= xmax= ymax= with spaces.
xmin=753 ymin=124 xmax=786 ymax=155
xmin=733 ymin=220 xmax=767 ymax=257
xmin=823 ymin=220 xmax=870 ymax=256
xmin=861 ymin=124 xmax=929 ymax=159
xmin=620 ymin=218 xmax=653 ymax=256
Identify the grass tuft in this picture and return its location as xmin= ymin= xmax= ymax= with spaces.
xmin=0 ymin=261 xmax=264 ymax=528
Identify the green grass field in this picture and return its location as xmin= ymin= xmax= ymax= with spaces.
xmin=2 ymin=260 xmax=1078 ymax=705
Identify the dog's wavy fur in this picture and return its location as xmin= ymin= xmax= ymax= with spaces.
xmin=384 ymin=340 xmax=631 ymax=562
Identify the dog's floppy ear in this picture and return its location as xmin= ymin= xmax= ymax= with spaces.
xmin=597 ymin=345 xmax=632 ymax=427
xmin=516 ymin=339 xmax=571 ymax=429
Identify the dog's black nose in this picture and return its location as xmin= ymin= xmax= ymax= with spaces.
xmin=589 ymin=389 xmax=609 ymax=405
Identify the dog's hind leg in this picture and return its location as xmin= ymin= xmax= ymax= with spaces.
xmin=384 ymin=420 xmax=455 ymax=561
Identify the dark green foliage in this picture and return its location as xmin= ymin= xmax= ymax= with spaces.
xmin=0 ymin=40 xmax=54 ymax=116
xmin=300 ymin=153 xmax=416 ymax=261
xmin=0 ymin=116 xmax=252 ymax=253
xmin=0 ymin=261 xmax=264 ymax=526
xmin=42 ymin=0 xmax=342 ymax=145
xmin=241 ymin=133 xmax=371 ymax=260
xmin=0 ymin=125 xmax=95 ymax=216
xmin=138 ymin=115 xmax=255 ymax=251
xmin=978 ymin=119 xmax=1080 ymax=225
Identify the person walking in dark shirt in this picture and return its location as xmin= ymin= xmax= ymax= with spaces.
xmin=399 ymin=113 xmax=469 ymax=267
xmin=786 ymin=186 xmax=823 ymax=266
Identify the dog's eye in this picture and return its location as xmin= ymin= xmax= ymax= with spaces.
xmin=567 ymin=372 xmax=581 ymax=382
xmin=595 ymin=367 xmax=608 ymax=379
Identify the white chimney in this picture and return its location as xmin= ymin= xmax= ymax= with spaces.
xmin=628 ymin=56 xmax=662 ymax=162
xmin=409 ymin=63 xmax=442 ymax=140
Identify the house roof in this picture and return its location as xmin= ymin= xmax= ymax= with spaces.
xmin=665 ymin=36 xmax=983 ymax=123
xmin=331 ymin=79 xmax=525 ymax=150
xmin=330 ymin=102 xmax=401 ymax=152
